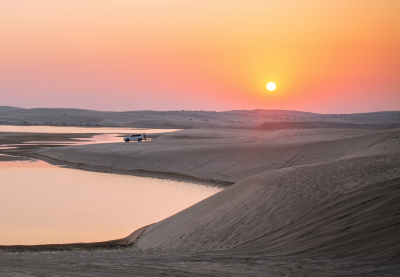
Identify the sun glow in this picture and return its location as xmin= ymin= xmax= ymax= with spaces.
xmin=0 ymin=1 xmax=398 ymax=112
xmin=267 ymin=82 xmax=276 ymax=91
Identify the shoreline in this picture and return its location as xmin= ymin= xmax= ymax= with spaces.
xmin=0 ymin=225 xmax=150 ymax=252
xmin=0 ymin=148 xmax=230 ymax=251
xmin=11 ymin=151 xmax=234 ymax=188
xmin=0 ymin=129 xmax=232 ymax=187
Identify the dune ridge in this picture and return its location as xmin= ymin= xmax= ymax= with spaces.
xmin=36 ymin=128 xmax=398 ymax=183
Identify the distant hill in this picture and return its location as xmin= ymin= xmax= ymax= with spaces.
xmin=227 ymin=109 xmax=318 ymax=116
xmin=0 ymin=107 xmax=398 ymax=127
xmin=0 ymin=106 xmax=25 ymax=113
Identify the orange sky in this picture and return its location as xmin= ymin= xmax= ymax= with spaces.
xmin=0 ymin=0 xmax=399 ymax=113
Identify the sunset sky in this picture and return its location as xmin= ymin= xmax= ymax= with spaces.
xmin=1 ymin=0 xmax=399 ymax=113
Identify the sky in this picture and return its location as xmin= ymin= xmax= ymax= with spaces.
xmin=0 ymin=0 xmax=399 ymax=113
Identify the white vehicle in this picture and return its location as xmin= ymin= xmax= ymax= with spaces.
xmin=124 ymin=133 xmax=146 ymax=142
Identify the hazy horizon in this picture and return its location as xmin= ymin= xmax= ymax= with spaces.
xmin=2 ymin=105 xmax=400 ymax=115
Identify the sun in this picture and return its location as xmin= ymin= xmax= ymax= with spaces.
xmin=266 ymin=82 xmax=276 ymax=91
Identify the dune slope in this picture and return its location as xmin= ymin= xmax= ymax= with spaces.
xmin=37 ymin=128 xmax=398 ymax=183
xmin=136 ymin=140 xmax=400 ymax=263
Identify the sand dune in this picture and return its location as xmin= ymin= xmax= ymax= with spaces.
xmin=124 ymin=128 xmax=399 ymax=260
xmin=1 ymin=109 xmax=400 ymax=276
xmin=136 ymin=152 xmax=400 ymax=262
xmin=37 ymin=127 xmax=398 ymax=183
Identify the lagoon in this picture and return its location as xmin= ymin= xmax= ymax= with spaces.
xmin=0 ymin=157 xmax=221 ymax=245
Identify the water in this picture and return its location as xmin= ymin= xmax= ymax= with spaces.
xmin=0 ymin=158 xmax=222 ymax=245
xmin=0 ymin=125 xmax=180 ymax=148
xmin=0 ymin=125 xmax=221 ymax=245
xmin=0 ymin=125 xmax=180 ymax=134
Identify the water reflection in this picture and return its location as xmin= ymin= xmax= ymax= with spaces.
xmin=0 ymin=134 xmax=145 ymax=149
xmin=0 ymin=126 xmax=177 ymax=148
xmin=21 ymin=134 xmax=136 ymax=145
xmin=0 ymin=125 xmax=180 ymax=134
xmin=0 ymin=158 xmax=221 ymax=245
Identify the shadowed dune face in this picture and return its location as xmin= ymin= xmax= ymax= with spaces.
xmin=137 ymin=153 xmax=400 ymax=262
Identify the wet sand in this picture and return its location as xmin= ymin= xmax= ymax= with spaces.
xmin=0 ymin=108 xmax=399 ymax=276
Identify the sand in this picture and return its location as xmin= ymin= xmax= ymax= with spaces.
xmin=1 ymin=106 xmax=400 ymax=128
xmin=0 ymin=107 xmax=399 ymax=276
xmin=33 ymin=127 xmax=397 ymax=183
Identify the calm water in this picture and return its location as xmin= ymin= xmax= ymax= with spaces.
xmin=0 ymin=125 xmax=180 ymax=148
xmin=0 ymin=157 xmax=222 ymax=245
xmin=0 ymin=125 xmax=180 ymax=134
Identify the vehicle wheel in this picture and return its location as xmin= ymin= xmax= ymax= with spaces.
xmin=138 ymin=138 xmax=142 ymax=142
xmin=125 ymin=139 xmax=130 ymax=142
